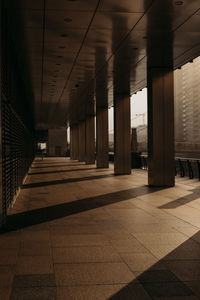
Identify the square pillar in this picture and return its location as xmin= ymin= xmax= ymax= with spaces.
xmin=78 ymin=121 xmax=86 ymax=162
xmin=114 ymin=94 xmax=131 ymax=175
xmin=0 ymin=0 xmax=2 ymax=227
xmin=96 ymin=107 xmax=109 ymax=168
xmin=148 ymin=67 xmax=174 ymax=186
xmin=70 ymin=126 xmax=75 ymax=160
xmin=85 ymin=116 xmax=95 ymax=164
xmin=72 ymin=124 xmax=79 ymax=160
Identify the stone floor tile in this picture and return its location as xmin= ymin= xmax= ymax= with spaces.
xmin=185 ymin=281 xmax=200 ymax=297
xmin=16 ymin=256 xmax=53 ymax=275
xmin=6 ymin=158 xmax=200 ymax=298
xmin=20 ymin=230 xmax=50 ymax=242
xmin=57 ymin=283 xmax=151 ymax=300
xmin=141 ymin=282 xmax=194 ymax=297
xmin=0 ymin=235 xmax=20 ymax=249
xmin=133 ymin=232 xmax=188 ymax=246
xmin=110 ymin=238 xmax=149 ymax=253
xmin=120 ymin=252 xmax=165 ymax=272
xmin=136 ymin=269 xmax=181 ymax=283
xmin=163 ymin=242 xmax=200 ymax=260
xmin=165 ymin=260 xmax=200 ymax=281
xmin=10 ymin=287 xmax=56 ymax=300
xmin=55 ymin=262 xmax=135 ymax=286
xmin=0 ymin=266 xmax=15 ymax=287
xmin=0 ymin=248 xmax=18 ymax=265
xmin=19 ymin=241 xmax=51 ymax=256
xmin=53 ymin=246 xmax=122 ymax=263
xmin=51 ymin=234 xmax=110 ymax=247
xmin=49 ymin=224 xmax=100 ymax=235
xmin=12 ymin=274 xmax=56 ymax=287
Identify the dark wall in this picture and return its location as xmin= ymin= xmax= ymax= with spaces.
xmin=1 ymin=1 xmax=35 ymax=226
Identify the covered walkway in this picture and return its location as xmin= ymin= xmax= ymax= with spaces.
xmin=1 ymin=158 xmax=200 ymax=299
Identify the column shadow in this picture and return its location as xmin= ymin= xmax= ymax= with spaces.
xmin=5 ymin=185 xmax=163 ymax=230
xmin=109 ymin=231 xmax=200 ymax=298
xmin=28 ymin=167 xmax=98 ymax=176
xmin=159 ymin=187 xmax=200 ymax=209
xmin=21 ymin=174 xmax=113 ymax=189
xmin=30 ymin=163 xmax=85 ymax=169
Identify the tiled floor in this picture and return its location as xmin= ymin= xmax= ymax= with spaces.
xmin=1 ymin=157 xmax=200 ymax=299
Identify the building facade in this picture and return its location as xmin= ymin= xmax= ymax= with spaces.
xmin=174 ymin=57 xmax=200 ymax=158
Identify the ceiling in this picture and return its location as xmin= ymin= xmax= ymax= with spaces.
xmin=6 ymin=0 xmax=200 ymax=129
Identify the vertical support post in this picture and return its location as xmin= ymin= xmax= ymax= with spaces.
xmin=147 ymin=67 xmax=174 ymax=186
xmin=78 ymin=121 xmax=86 ymax=162
xmin=70 ymin=126 xmax=75 ymax=160
xmin=114 ymin=94 xmax=131 ymax=175
xmin=73 ymin=124 xmax=79 ymax=160
xmin=96 ymin=107 xmax=109 ymax=168
xmin=85 ymin=116 xmax=95 ymax=164
xmin=0 ymin=0 xmax=3 ymax=227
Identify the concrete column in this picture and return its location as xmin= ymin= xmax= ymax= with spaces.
xmin=78 ymin=121 xmax=86 ymax=162
xmin=73 ymin=124 xmax=79 ymax=160
xmin=70 ymin=126 xmax=74 ymax=159
xmin=147 ymin=67 xmax=174 ymax=186
xmin=96 ymin=107 xmax=109 ymax=168
xmin=0 ymin=0 xmax=3 ymax=227
xmin=114 ymin=94 xmax=131 ymax=175
xmin=85 ymin=116 xmax=95 ymax=164
xmin=48 ymin=129 xmax=67 ymax=157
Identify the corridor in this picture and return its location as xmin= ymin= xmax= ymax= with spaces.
xmin=1 ymin=157 xmax=200 ymax=299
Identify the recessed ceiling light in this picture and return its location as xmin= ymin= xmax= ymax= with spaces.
xmin=175 ymin=1 xmax=183 ymax=5
xmin=64 ymin=18 xmax=72 ymax=22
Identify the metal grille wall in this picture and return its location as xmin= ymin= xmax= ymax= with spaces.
xmin=1 ymin=3 xmax=35 ymax=225
xmin=1 ymin=97 xmax=34 ymax=221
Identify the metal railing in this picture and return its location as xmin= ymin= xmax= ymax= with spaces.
xmin=109 ymin=153 xmax=200 ymax=180
xmin=141 ymin=155 xmax=200 ymax=180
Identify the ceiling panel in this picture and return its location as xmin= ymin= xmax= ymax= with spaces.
xmin=45 ymin=11 xmax=94 ymax=30
xmin=8 ymin=0 xmax=43 ymax=9
xmin=46 ymin=0 xmax=98 ymax=11
xmin=7 ymin=0 xmax=200 ymax=129
xmin=91 ymin=12 xmax=143 ymax=30
xmin=98 ymin=0 xmax=153 ymax=12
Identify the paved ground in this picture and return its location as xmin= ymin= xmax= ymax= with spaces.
xmin=1 ymin=157 xmax=200 ymax=299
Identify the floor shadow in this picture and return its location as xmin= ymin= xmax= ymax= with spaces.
xmin=109 ymin=231 xmax=200 ymax=299
xmin=159 ymin=187 xmax=200 ymax=209
xmin=33 ymin=161 xmax=74 ymax=165
xmin=5 ymin=185 xmax=164 ymax=230
xmin=31 ymin=163 xmax=86 ymax=169
xmin=28 ymin=168 xmax=98 ymax=176
xmin=21 ymin=174 xmax=113 ymax=189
